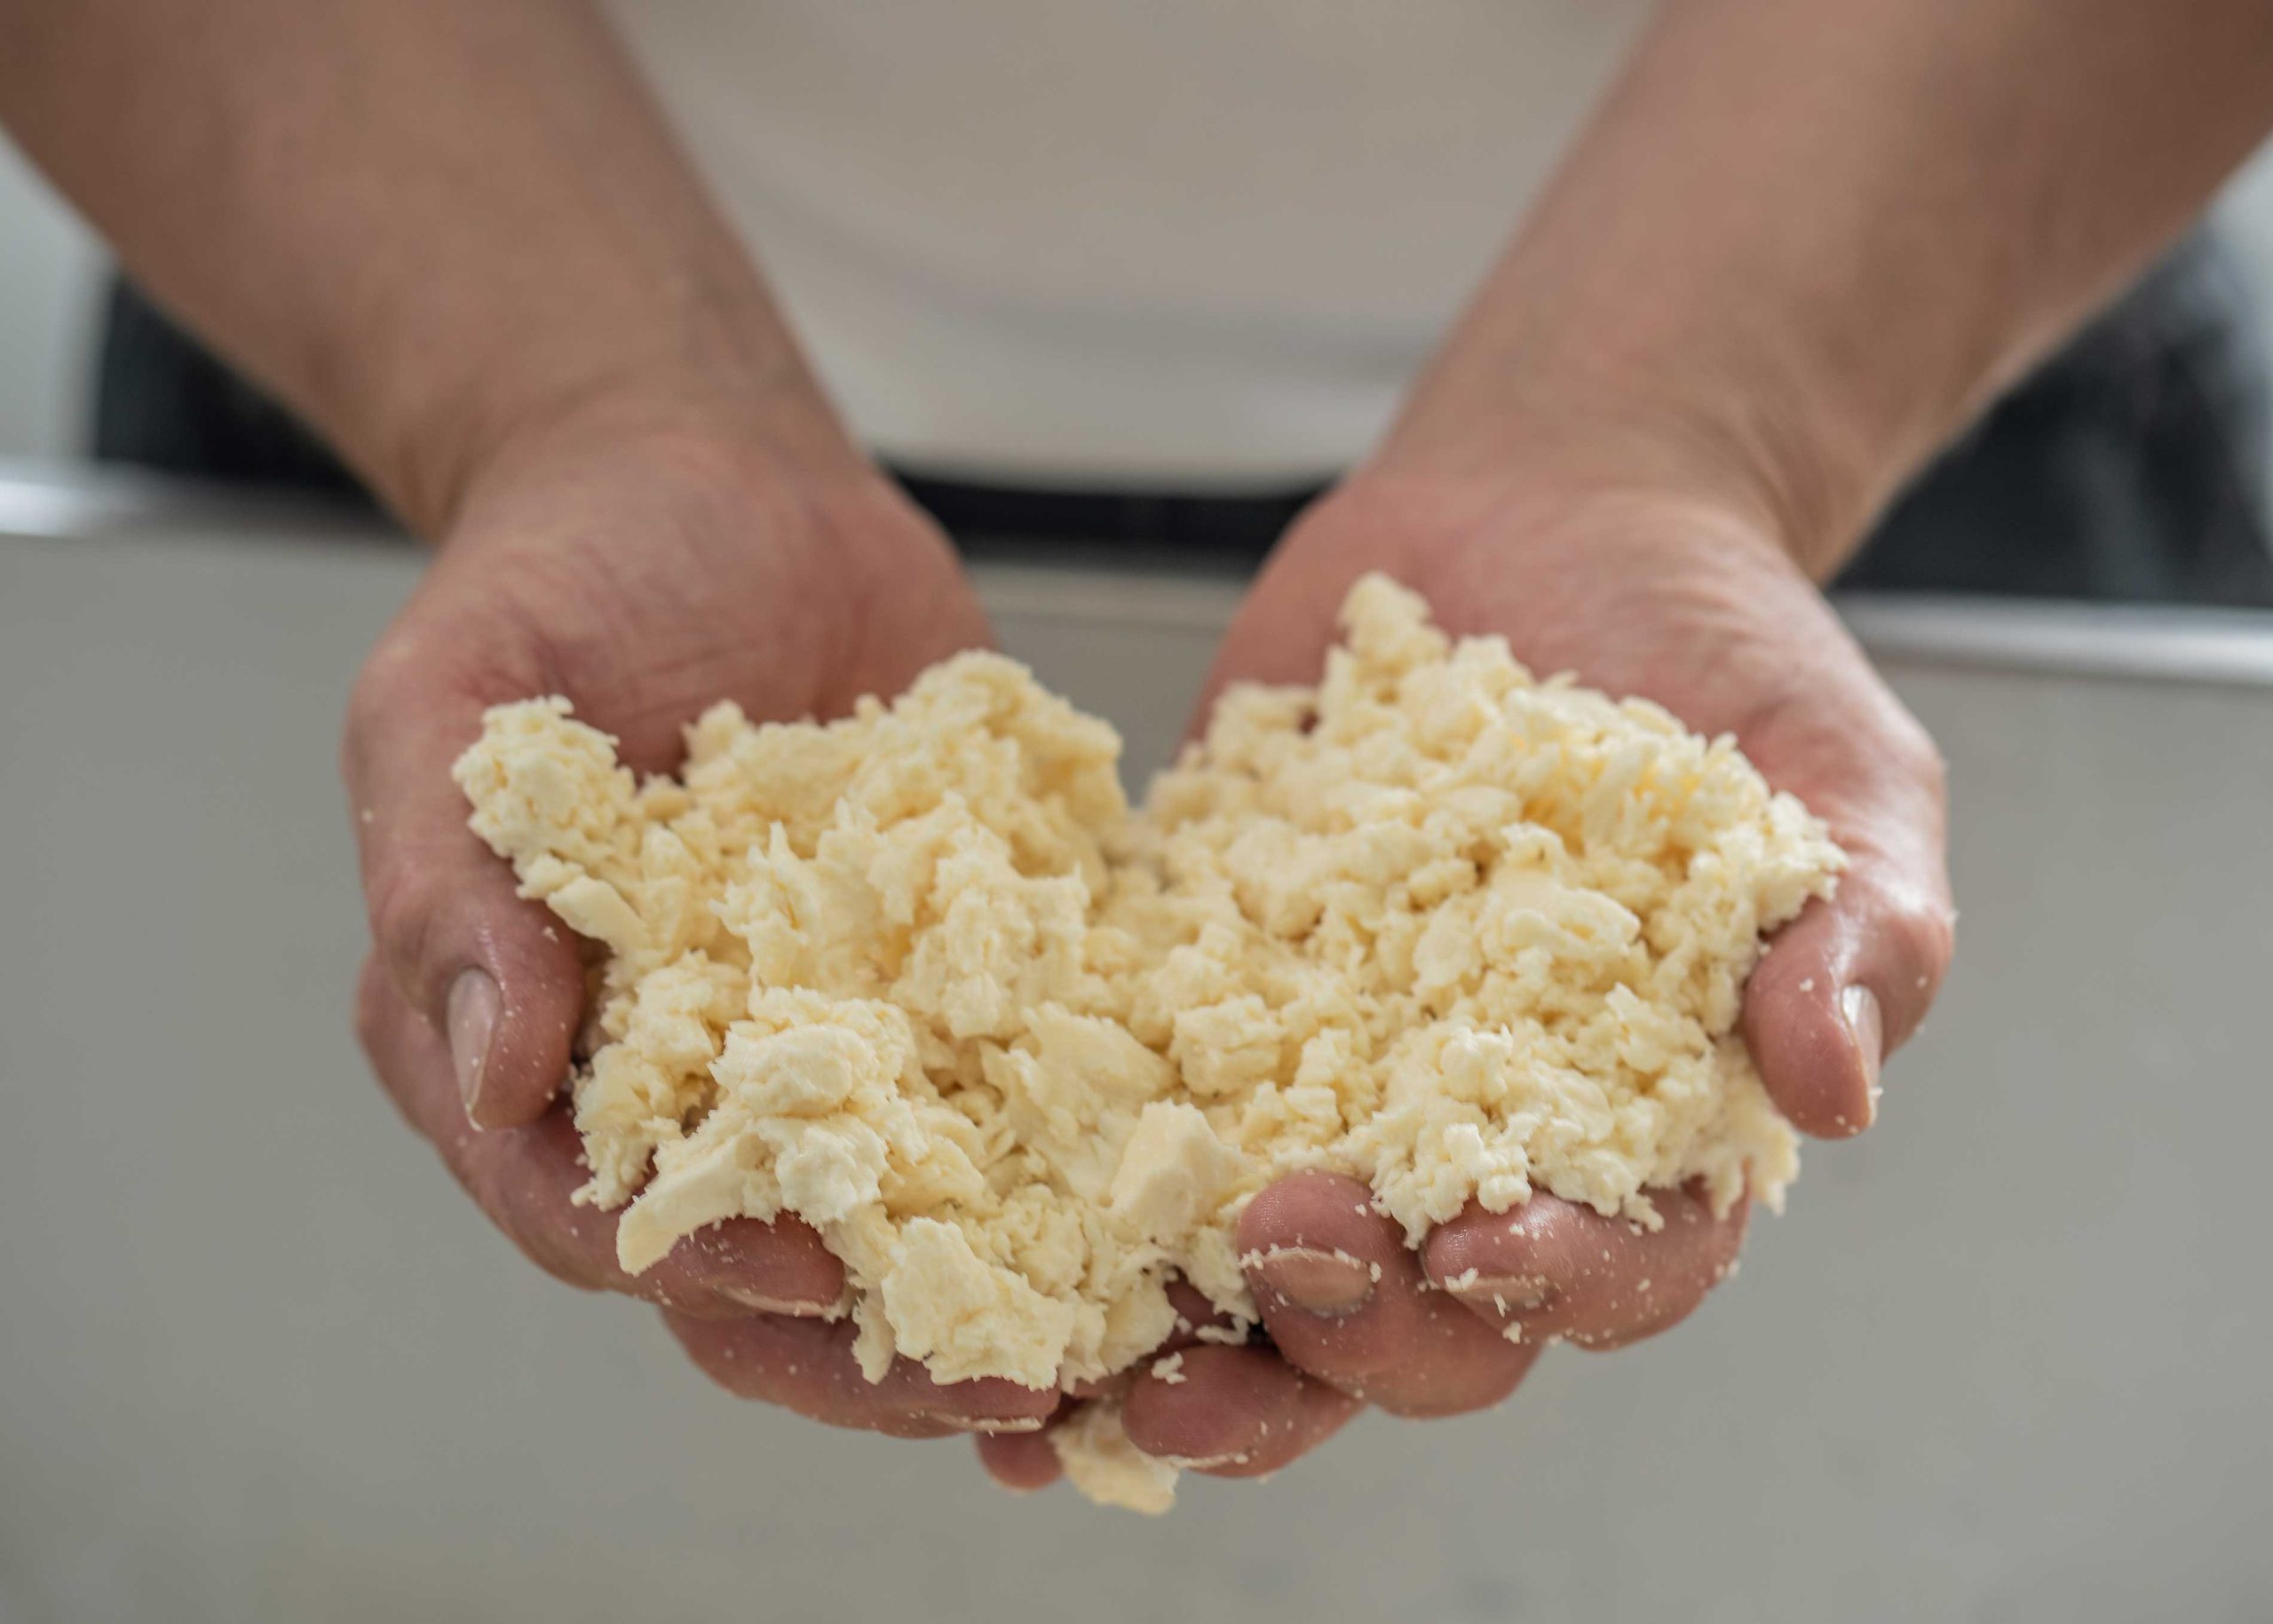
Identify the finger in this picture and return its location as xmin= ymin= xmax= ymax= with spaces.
xmin=974 ymin=1404 xmax=1073 ymax=1492
xmin=1160 ymin=1277 xmax=1243 ymax=1341
xmin=1742 ymin=845 xmax=1952 ymax=1139
xmin=1058 ymin=1279 xmax=1248 ymax=1405
xmin=343 ymin=591 xmax=583 ymax=1131
xmin=1238 ymin=1172 xmax=1539 ymax=1416
xmin=664 ymin=1310 xmax=1060 ymax=1438
xmin=1732 ymin=623 xmax=1954 ymax=1139
xmin=978 ymin=1279 xmax=1240 ymax=1490
xmin=1425 ymin=1184 xmax=1746 ymax=1352
xmin=358 ymin=957 xmax=844 ymax=1316
xmin=1120 ymin=1345 xmax=1360 ymax=1477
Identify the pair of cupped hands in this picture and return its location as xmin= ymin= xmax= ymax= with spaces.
xmin=348 ymin=389 xmax=1952 ymax=1493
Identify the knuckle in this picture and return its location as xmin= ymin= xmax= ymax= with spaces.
xmin=366 ymin=857 xmax=458 ymax=1010
xmin=1869 ymin=685 xmax=1941 ymax=772
xmin=1573 ymin=1302 xmax=1696 ymax=1352
xmin=352 ymin=966 xmax=439 ymax=1151
xmin=352 ymin=965 xmax=391 ymax=1066
xmin=1884 ymin=710 xmax=1949 ymax=805
xmin=344 ymin=634 xmax=428 ymax=754
xmin=467 ymin=1149 xmax=592 ymax=1292
xmin=1910 ymin=731 xmax=1950 ymax=802
xmin=1885 ymin=894 xmax=1958 ymax=986
xmin=673 ymin=1330 xmax=768 ymax=1402
xmin=344 ymin=608 xmax=548 ymax=791
xmin=1374 ymin=1384 xmax=1496 ymax=1419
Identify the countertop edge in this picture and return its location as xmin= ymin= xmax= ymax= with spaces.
xmin=9 ymin=461 xmax=2273 ymax=690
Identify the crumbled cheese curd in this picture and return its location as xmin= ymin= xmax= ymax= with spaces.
xmin=455 ymin=575 xmax=1841 ymax=1509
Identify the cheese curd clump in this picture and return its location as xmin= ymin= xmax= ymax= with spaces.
xmin=455 ymin=574 xmax=1842 ymax=1507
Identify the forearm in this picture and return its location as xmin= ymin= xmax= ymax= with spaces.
xmin=0 ymin=0 xmax=849 ymax=533
xmin=1388 ymin=0 xmax=2273 ymax=577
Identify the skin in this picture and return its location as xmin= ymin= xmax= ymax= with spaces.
xmin=4 ymin=0 xmax=2270 ymax=1484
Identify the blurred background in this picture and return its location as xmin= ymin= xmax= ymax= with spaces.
xmin=1 ymin=141 xmax=94 ymax=461
xmin=9 ymin=139 xmax=2273 ymax=523
xmin=4 ymin=131 xmax=2271 ymax=1624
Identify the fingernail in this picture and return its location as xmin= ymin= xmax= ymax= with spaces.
xmin=1159 ymin=1451 xmax=1249 ymax=1470
xmin=717 ymin=1285 xmax=841 ymax=1318
xmin=962 ymin=1416 xmax=1049 ymax=1435
xmin=1246 ymin=1246 xmax=1375 ymax=1316
xmin=447 ymin=970 xmax=501 ymax=1123
xmin=1841 ymin=985 xmax=1883 ymax=1126
xmin=1446 ymin=1273 xmax=1556 ymax=1318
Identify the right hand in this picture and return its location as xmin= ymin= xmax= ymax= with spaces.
xmin=346 ymin=391 xmax=1057 ymax=1438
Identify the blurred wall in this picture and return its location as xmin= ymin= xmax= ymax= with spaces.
xmin=0 ymin=142 xmax=101 ymax=460
xmin=3 ymin=134 xmax=2273 ymax=466
xmin=2225 ymin=149 xmax=2273 ymax=421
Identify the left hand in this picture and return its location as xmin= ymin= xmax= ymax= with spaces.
xmin=977 ymin=451 xmax=1954 ymax=1492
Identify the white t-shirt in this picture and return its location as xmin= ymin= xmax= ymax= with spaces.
xmin=606 ymin=2 xmax=1651 ymax=487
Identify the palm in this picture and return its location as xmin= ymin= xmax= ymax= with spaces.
xmin=1207 ymin=479 xmax=1950 ymax=1059
xmin=1208 ymin=479 xmax=1924 ymax=820
xmin=400 ymin=438 xmax=990 ymax=779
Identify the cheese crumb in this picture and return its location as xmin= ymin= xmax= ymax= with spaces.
xmin=455 ymin=574 xmax=1842 ymax=1509
xmin=1151 ymin=1352 xmax=1187 ymax=1385
xmin=1049 ymin=1403 xmax=1179 ymax=1516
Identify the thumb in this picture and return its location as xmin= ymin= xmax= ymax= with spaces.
xmin=343 ymin=608 xmax=582 ymax=1131
xmin=1737 ymin=669 xmax=1955 ymax=1138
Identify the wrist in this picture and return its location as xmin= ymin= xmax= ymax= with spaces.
xmin=317 ymin=257 xmax=865 ymax=540
xmin=1373 ymin=345 xmax=1891 ymax=585
xmin=412 ymin=360 xmax=875 ymax=546
xmin=1315 ymin=453 xmax=1805 ymax=629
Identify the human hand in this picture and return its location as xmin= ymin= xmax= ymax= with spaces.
xmin=978 ymin=454 xmax=1953 ymax=1492
xmin=347 ymin=394 xmax=1056 ymax=1438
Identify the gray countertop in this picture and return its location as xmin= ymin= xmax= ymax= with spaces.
xmin=3 ymin=466 xmax=2269 ymax=1623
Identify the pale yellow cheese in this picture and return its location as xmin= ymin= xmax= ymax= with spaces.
xmin=455 ymin=574 xmax=1843 ymax=1509
xmin=1049 ymin=1403 xmax=1180 ymax=1516
xmin=1109 ymin=1102 xmax=1244 ymax=1244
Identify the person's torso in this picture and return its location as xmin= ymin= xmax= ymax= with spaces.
xmin=606 ymin=1 xmax=1652 ymax=484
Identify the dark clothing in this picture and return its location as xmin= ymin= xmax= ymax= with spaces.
xmin=93 ymin=281 xmax=372 ymax=503
xmin=1845 ymin=234 xmax=2273 ymax=605
xmin=91 ymin=235 xmax=2273 ymax=605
